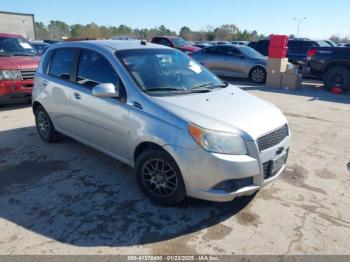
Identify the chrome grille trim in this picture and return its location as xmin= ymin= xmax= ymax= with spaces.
xmin=257 ymin=124 xmax=289 ymax=152
xmin=20 ymin=69 xmax=37 ymax=80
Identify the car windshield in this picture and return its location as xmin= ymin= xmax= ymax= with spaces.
xmin=0 ymin=36 xmax=37 ymax=56
xmin=317 ymin=40 xmax=332 ymax=47
xmin=116 ymin=48 xmax=224 ymax=94
xmin=238 ymin=46 xmax=265 ymax=58
xmin=173 ymin=38 xmax=189 ymax=47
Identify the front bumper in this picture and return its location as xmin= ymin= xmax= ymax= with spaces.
xmin=0 ymin=80 xmax=33 ymax=104
xmin=166 ymin=134 xmax=291 ymax=202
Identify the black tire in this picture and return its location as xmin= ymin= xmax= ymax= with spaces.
xmin=249 ymin=66 xmax=267 ymax=84
xmin=135 ymin=149 xmax=186 ymax=206
xmin=323 ymin=66 xmax=350 ymax=91
xmin=35 ymin=105 xmax=62 ymax=143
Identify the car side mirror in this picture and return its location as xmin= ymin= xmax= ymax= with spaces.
xmin=92 ymin=83 xmax=120 ymax=98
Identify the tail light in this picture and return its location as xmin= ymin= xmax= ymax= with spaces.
xmin=307 ymin=48 xmax=317 ymax=60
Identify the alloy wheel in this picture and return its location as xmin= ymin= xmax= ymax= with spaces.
xmin=251 ymin=68 xmax=266 ymax=83
xmin=141 ymin=158 xmax=178 ymax=197
xmin=37 ymin=110 xmax=50 ymax=138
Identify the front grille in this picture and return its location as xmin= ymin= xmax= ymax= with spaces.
xmin=20 ymin=69 xmax=36 ymax=80
xmin=257 ymin=124 xmax=289 ymax=152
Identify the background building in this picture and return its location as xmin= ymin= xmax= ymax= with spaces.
xmin=0 ymin=11 xmax=35 ymax=40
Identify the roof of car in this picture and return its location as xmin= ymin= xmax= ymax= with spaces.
xmin=53 ymin=40 xmax=170 ymax=51
xmin=0 ymin=33 xmax=24 ymax=38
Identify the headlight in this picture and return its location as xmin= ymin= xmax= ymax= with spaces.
xmin=188 ymin=123 xmax=247 ymax=155
xmin=0 ymin=70 xmax=22 ymax=80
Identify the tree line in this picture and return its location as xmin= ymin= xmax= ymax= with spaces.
xmin=35 ymin=21 xmax=265 ymax=42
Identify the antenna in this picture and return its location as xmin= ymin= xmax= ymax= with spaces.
xmin=137 ymin=29 xmax=147 ymax=45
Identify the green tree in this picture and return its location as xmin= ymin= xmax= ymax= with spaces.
xmin=179 ymin=26 xmax=191 ymax=39
xmin=34 ymin=22 xmax=49 ymax=40
xmin=48 ymin=20 xmax=71 ymax=40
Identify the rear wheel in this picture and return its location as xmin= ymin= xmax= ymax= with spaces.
xmin=35 ymin=105 xmax=62 ymax=143
xmin=249 ymin=67 xmax=266 ymax=84
xmin=135 ymin=149 xmax=186 ymax=206
xmin=323 ymin=66 xmax=350 ymax=91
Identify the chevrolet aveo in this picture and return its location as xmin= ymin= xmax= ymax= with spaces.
xmin=32 ymin=40 xmax=290 ymax=206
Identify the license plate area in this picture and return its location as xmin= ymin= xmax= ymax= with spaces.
xmin=263 ymin=150 xmax=288 ymax=180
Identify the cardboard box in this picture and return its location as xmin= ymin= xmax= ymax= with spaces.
xmin=285 ymin=63 xmax=298 ymax=75
xmin=266 ymin=71 xmax=283 ymax=88
xmin=281 ymin=73 xmax=302 ymax=89
xmin=267 ymin=58 xmax=289 ymax=74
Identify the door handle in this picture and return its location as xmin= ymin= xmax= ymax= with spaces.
xmin=42 ymin=81 xmax=48 ymax=87
xmin=74 ymin=92 xmax=81 ymax=100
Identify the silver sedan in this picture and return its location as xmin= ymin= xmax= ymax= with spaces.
xmin=191 ymin=45 xmax=267 ymax=83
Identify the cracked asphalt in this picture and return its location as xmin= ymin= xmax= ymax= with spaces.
xmin=0 ymin=79 xmax=350 ymax=255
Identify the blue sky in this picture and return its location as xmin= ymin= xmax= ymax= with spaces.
xmin=1 ymin=0 xmax=349 ymax=39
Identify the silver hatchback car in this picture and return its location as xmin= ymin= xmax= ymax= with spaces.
xmin=32 ymin=40 xmax=290 ymax=206
xmin=191 ymin=45 xmax=267 ymax=83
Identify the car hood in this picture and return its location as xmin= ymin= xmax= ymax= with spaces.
xmin=151 ymin=85 xmax=287 ymax=140
xmin=177 ymin=45 xmax=200 ymax=52
xmin=0 ymin=56 xmax=40 ymax=70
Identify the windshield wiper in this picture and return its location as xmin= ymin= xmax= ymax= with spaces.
xmin=144 ymin=87 xmax=187 ymax=93
xmin=12 ymin=53 xmax=35 ymax=57
xmin=191 ymin=82 xmax=228 ymax=91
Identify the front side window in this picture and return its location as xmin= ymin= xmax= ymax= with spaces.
xmin=49 ymin=48 xmax=76 ymax=80
xmin=116 ymin=49 xmax=224 ymax=94
xmin=0 ymin=36 xmax=37 ymax=57
xmin=77 ymin=49 xmax=120 ymax=89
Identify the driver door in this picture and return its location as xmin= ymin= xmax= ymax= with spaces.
xmin=67 ymin=48 xmax=130 ymax=163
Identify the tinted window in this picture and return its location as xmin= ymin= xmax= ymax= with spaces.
xmin=77 ymin=49 xmax=120 ymax=89
xmin=288 ymin=41 xmax=300 ymax=53
xmin=49 ymin=48 xmax=76 ymax=80
xmin=223 ymin=46 xmax=241 ymax=56
xmin=41 ymin=49 xmax=55 ymax=74
xmin=158 ymin=38 xmax=172 ymax=47
xmin=300 ymin=42 xmax=318 ymax=53
xmin=257 ymin=41 xmax=269 ymax=55
xmin=203 ymin=46 xmax=220 ymax=55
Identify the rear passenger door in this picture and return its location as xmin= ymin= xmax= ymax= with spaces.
xmin=201 ymin=46 xmax=227 ymax=75
xmin=68 ymin=48 xmax=130 ymax=163
xmin=46 ymin=48 xmax=80 ymax=132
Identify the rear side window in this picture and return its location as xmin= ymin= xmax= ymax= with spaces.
xmin=257 ymin=41 xmax=269 ymax=55
xmin=288 ymin=41 xmax=300 ymax=53
xmin=77 ymin=49 xmax=120 ymax=89
xmin=203 ymin=46 xmax=220 ymax=55
xmin=41 ymin=49 xmax=54 ymax=74
xmin=49 ymin=48 xmax=76 ymax=80
xmin=158 ymin=38 xmax=172 ymax=47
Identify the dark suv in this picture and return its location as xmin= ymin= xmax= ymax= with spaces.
xmin=248 ymin=39 xmax=330 ymax=64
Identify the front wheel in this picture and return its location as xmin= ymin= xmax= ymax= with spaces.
xmin=135 ymin=149 xmax=186 ymax=206
xmin=249 ymin=67 xmax=267 ymax=84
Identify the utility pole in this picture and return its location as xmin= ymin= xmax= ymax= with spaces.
xmin=293 ymin=17 xmax=307 ymax=38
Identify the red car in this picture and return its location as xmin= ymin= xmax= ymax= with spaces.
xmin=0 ymin=33 xmax=40 ymax=105
xmin=151 ymin=36 xmax=200 ymax=53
